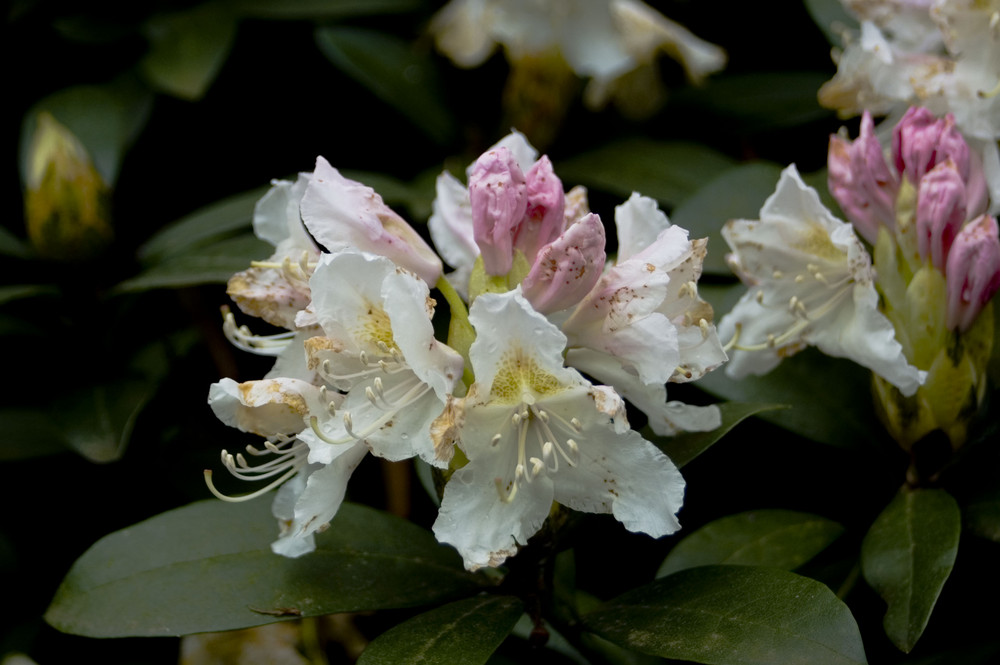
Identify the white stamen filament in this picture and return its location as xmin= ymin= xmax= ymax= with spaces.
xmin=204 ymin=437 xmax=307 ymax=503
xmin=309 ymin=378 xmax=432 ymax=446
xmin=221 ymin=308 xmax=295 ymax=356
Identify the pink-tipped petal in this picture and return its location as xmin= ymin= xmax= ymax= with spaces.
xmin=893 ymin=107 xmax=972 ymax=185
xmin=916 ymin=159 xmax=967 ymax=270
xmin=946 ymin=215 xmax=1000 ymax=331
xmin=827 ymin=111 xmax=898 ymax=243
xmin=516 ymin=156 xmax=566 ymax=264
xmin=469 ymin=146 xmax=528 ymax=275
xmin=522 ymin=213 xmax=607 ymax=314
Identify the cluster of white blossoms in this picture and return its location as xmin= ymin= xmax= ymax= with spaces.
xmin=206 ymin=131 xmax=726 ymax=570
xmin=719 ymin=106 xmax=1000 ymax=449
xmin=818 ymin=0 xmax=1000 ymax=209
xmin=429 ymin=0 xmax=726 ymax=116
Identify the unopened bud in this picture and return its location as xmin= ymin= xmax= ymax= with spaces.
xmin=893 ymin=107 xmax=971 ymax=185
xmin=516 ymin=156 xmax=565 ymax=264
xmin=24 ymin=112 xmax=113 ymax=260
xmin=828 ymin=111 xmax=898 ymax=244
xmin=945 ymin=214 xmax=1000 ymax=332
xmin=469 ymin=146 xmax=527 ymax=275
xmin=916 ymin=159 xmax=966 ymax=270
xmin=522 ymin=213 xmax=606 ymax=313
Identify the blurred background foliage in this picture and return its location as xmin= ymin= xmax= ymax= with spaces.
xmin=3 ymin=0 xmax=998 ymax=663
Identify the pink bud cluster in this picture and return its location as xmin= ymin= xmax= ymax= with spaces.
xmin=829 ymin=107 xmax=999 ymax=331
xmin=468 ymin=147 xmax=606 ymax=313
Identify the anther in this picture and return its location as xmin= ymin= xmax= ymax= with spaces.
xmin=365 ymin=386 xmax=379 ymax=407
xmin=772 ymin=270 xmax=783 ymax=279
xmin=537 ymin=409 xmax=549 ymax=423
xmin=570 ymin=417 xmax=582 ymax=432
xmin=755 ymin=290 xmax=764 ymax=304
xmin=699 ymin=318 xmax=710 ymax=337
xmin=529 ymin=457 xmax=545 ymax=477
xmin=814 ymin=272 xmax=828 ymax=285
xmin=491 ymin=433 xmax=502 ymax=447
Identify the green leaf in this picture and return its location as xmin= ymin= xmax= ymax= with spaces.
xmin=675 ymin=72 xmax=835 ymax=133
xmin=46 ymin=499 xmax=483 ymax=637
xmin=0 ymin=226 xmax=31 ymax=259
xmin=670 ymin=162 xmax=784 ymax=275
xmin=963 ymin=486 xmax=1000 ymax=542
xmin=315 ymin=27 xmax=455 ymax=144
xmin=358 ymin=595 xmax=523 ymax=665
xmin=861 ymin=487 xmax=961 ymax=653
xmin=120 ymin=234 xmax=271 ymax=292
xmin=138 ymin=186 xmax=268 ymax=263
xmin=556 ymin=140 xmax=736 ymax=209
xmin=803 ymin=0 xmax=859 ymax=47
xmin=657 ymin=510 xmax=845 ymax=578
xmin=584 ymin=566 xmax=867 ymax=665
xmin=0 ymin=409 xmax=68 ymax=461
xmin=228 ymin=0 xmax=420 ymax=19
xmin=20 ymin=79 xmax=153 ymax=186
xmin=54 ymin=378 xmax=157 ymax=463
xmin=650 ymin=402 xmax=787 ymax=469
xmin=0 ymin=285 xmax=58 ymax=306
xmin=139 ymin=3 xmax=239 ymax=101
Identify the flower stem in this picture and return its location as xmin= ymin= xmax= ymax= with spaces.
xmin=435 ymin=275 xmax=476 ymax=389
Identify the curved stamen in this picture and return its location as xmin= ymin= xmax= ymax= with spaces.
xmin=222 ymin=308 xmax=295 ymax=356
xmin=203 ymin=464 xmax=301 ymax=503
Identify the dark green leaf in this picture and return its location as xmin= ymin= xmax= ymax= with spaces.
xmin=46 ymin=500 xmax=483 ymax=637
xmin=121 ymin=234 xmax=271 ymax=292
xmin=20 ymin=80 xmax=153 ymax=186
xmin=315 ymin=27 xmax=455 ymax=144
xmin=670 ymin=162 xmax=784 ymax=275
xmin=140 ymin=3 xmax=239 ymax=101
xmin=556 ymin=140 xmax=736 ymax=208
xmin=861 ymin=487 xmax=961 ymax=653
xmin=803 ymin=0 xmax=859 ymax=47
xmin=0 ymin=409 xmax=68 ymax=461
xmin=358 ymin=595 xmax=523 ymax=665
xmin=138 ymin=186 xmax=269 ymax=262
xmin=584 ymin=566 xmax=867 ymax=665
xmin=0 ymin=226 xmax=32 ymax=259
xmin=54 ymin=379 xmax=156 ymax=463
xmin=675 ymin=72 xmax=835 ymax=133
xmin=0 ymin=285 xmax=58 ymax=306
xmin=650 ymin=402 xmax=787 ymax=468
xmin=963 ymin=486 xmax=1000 ymax=542
xmin=658 ymin=510 xmax=844 ymax=577
xmin=228 ymin=0 xmax=420 ymax=19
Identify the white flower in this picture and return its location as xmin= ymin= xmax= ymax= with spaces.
xmin=301 ymin=250 xmax=464 ymax=467
xmin=429 ymin=0 xmax=726 ymax=112
xmin=718 ymin=165 xmax=926 ymax=396
xmin=559 ymin=193 xmax=726 ymax=435
xmin=432 ymin=289 xmax=685 ymax=570
xmin=819 ymin=0 xmax=1000 ymax=209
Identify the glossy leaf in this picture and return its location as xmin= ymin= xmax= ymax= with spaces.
xmin=658 ymin=510 xmax=844 ymax=578
xmin=230 ymin=0 xmax=421 ymax=18
xmin=556 ymin=140 xmax=736 ymax=208
xmin=674 ymin=72 xmax=834 ymax=133
xmin=0 ymin=285 xmax=57 ymax=306
xmin=315 ymin=27 xmax=455 ymax=144
xmin=19 ymin=80 xmax=153 ymax=187
xmin=120 ymin=234 xmax=271 ymax=292
xmin=861 ymin=487 xmax=961 ymax=653
xmin=45 ymin=499 xmax=483 ymax=637
xmin=650 ymin=402 xmax=787 ymax=469
xmin=139 ymin=3 xmax=238 ymax=101
xmin=54 ymin=378 xmax=157 ymax=463
xmin=138 ymin=186 xmax=268 ymax=263
xmin=357 ymin=595 xmax=522 ymax=665
xmin=584 ymin=566 xmax=867 ymax=665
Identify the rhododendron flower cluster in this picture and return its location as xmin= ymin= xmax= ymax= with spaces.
xmin=206 ymin=132 xmax=726 ymax=570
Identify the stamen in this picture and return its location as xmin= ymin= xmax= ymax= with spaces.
xmin=221 ymin=308 xmax=295 ymax=356
xmin=529 ymin=457 xmax=545 ymax=478
xmin=772 ymin=270 xmax=783 ymax=279
xmin=491 ymin=433 xmax=503 ymax=447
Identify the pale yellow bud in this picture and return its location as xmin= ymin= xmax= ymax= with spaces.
xmin=24 ymin=111 xmax=113 ymax=260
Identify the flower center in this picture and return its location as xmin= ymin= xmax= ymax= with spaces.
xmin=493 ymin=403 xmax=583 ymax=503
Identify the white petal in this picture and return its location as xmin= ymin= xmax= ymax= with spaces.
xmin=433 ymin=453 xmax=554 ymax=570
xmin=428 ymin=171 xmax=479 ymax=272
xmin=252 ymin=173 xmax=314 ymax=250
xmin=208 ymin=377 xmax=322 ymax=437
xmin=614 ymin=192 xmax=675 ymax=261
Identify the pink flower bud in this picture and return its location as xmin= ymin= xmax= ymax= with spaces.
xmin=916 ymin=159 xmax=967 ymax=270
xmin=946 ymin=214 xmax=1000 ymax=332
xmin=522 ymin=213 xmax=606 ymax=314
xmin=469 ymin=146 xmax=528 ymax=275
xmin=515 ymin=156 xmax=566 ymax=264
xmin=828 ymin=111 xmax=898 ymax=244
xmin=893 ymin=107 xmax=971 ymax=185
